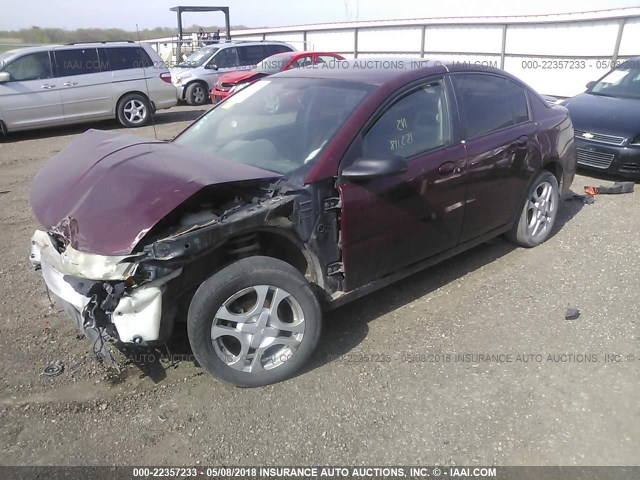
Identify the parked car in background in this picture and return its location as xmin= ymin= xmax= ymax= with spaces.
xmin=210 ymin=51 xmax=344 ymax=103
xmin=563 ymin=57 xmax=640 ymax=178
xmin=170 ymin=41 xmax=295 ymax=105
xmin=0 ymin=41 xmax=176 ymax=134
xmin=29 ymin=60 xmax=576 ymax=387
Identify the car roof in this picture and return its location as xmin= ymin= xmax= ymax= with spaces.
xmin=1 ymin=42 xmax=145 ymax=58
xmin=216 ymin=40 xmax=291 ymax=48
xmin=275 ymin=57 xmax=526 ymax=86
xmin=261 ymin=51 xmax=338 ymax=61
xmin=273 ymin=57 xmax=447 ymax=85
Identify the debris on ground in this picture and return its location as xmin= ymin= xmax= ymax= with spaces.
xmin=566 ymin=193 xmax=595 ymax=204
xmin=42 ymin=360 xmax=64 ymax=377
xmin=584 ymin=182 xmax=635 ymax=196
xmin=565 ymin=307 xmax=581 ymax=320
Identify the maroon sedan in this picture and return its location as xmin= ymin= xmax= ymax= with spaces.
xmin=210 ymin=51 xmax=344 ymax=103
xmin=30 ymin=59 xmax=577 ymax=387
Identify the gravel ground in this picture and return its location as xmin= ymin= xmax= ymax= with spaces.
xmin=0 ymin=105 xmax=638 ymax=466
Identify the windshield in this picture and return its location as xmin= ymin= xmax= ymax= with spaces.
xmin=255 ymin=56 xmax=293 ymax=74
xmin=0 ymin=51 xmax=13 ymax=66
xmin=176 ymin=47 xmax=218 ymax=68
xmin=591 ymin=62 xmax=640 ymax=99
xmin=174 ymin=78 xmax=373 ymax=175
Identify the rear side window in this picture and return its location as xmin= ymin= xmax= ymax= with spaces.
xmin=452 ymin=73 xmax=530 ymax=139
xmin=265 ymin=44 xmax=293 ymax=56
xmin=2 ymin=52 xmax=52 ymax=81
xmin=54 ymin=48 xmax=101 ymax=76
xmin=506 ymin=80 xmax=530 ymax=124
xmin=238 ymin=45 xmax=266 ymax=66
xmin=362 ymin=80 xmax=451 ymax=160
xmin=317 ymin=55 xmax=340 ymax=65
xmin=104 ymin=47 xmax=153 ymax=71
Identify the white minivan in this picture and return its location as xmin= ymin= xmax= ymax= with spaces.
xmin=170 ymin=41 xmax=295 ymax=105
xmin=0 ymin=41 xmax=177 ymax=134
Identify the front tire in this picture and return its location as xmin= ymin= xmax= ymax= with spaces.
xmin=116 ymin=93 xmax=151 ymax=128
xmin=185 ymin=82 xmax=209 ymax=105
xmin=187 ymin=256 xmax=322 ymax=387
xmin=507 ymin=170 xmax=559 ymax=247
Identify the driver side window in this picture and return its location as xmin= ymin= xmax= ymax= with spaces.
xmin=209 ymin=47 xmax=238 ymax=69
xmin=3 ymin=52 xmax=52 ymax=81
xmin=362 ymin=80 xmax=451 ymax=160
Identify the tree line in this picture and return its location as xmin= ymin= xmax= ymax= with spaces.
xmin=0 ymin=25 xmax=249 ymax=44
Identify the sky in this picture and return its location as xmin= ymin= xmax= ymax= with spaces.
xmin=0 ymin=0 xmax=639 ymax=31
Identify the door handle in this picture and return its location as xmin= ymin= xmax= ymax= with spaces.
xmin=40 ymin=84 xmax=55 ymax=89
xmin=438 ymin=161 xmax=456 ymax=176
xmin=63 ymin=82 xmax=78 ymax=87
xmin=517 ymin=135 xmax=528 ymax=147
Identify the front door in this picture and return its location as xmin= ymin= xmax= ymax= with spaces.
xmin=339 ymin=78 xmax=467 ymax=290
xmin=0 ymin=51 xmax=64 ymax=130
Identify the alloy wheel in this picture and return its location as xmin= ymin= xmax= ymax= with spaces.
xmin=123 ymin=99 xmax=147 ymax=124
xmin=211 ymin=285 xmax=305 ymax=373
xmin=526 ymin=181 xmax=555 ymax=238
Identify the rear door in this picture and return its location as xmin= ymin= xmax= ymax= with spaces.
xmin=0 ymin=51 xmax=64 ymax=130
xmin=339 ymin=78 xmax=467 ymax=290
xmin=53 ymin=47 xmax=113 ymax=122
xmin=450 ymin=73 xmax=539 ymax=241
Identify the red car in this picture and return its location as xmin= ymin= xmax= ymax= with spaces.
xmin=210 ymin=51 xmax=344 ymax=102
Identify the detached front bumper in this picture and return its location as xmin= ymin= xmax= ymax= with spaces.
xmin=30 ymin=230 xmax=179 ymax=349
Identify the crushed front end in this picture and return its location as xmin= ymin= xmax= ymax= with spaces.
xmin=29 ymin=230 xmax=181 ymax=362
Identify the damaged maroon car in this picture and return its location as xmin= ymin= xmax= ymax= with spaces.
xmin=30 ymin=60 xmax=577 ymax=386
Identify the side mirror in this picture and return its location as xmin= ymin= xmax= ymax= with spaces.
xmin=0 ymin=72 xmax=10 ymax=83
xmin=206 ymin=64 xmax=218 ymax=70
xmin=586 ymin=81 xmax=596 ymax=90
xmin=342 ymin=157 xmax=407 ymax=182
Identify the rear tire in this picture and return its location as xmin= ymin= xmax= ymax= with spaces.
xmin=185 ymin=82 xmax=209 ymax=106
xmin=116 ymin=93 xmax=151 ymax=128
xmin=187 ymin=256 xmax=322 ymax=387
xmin=507 ymin=170 xmax=559 ymax=248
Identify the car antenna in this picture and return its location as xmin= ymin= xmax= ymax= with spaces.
xmin=136 ymin=24 xmax=158 ymax=141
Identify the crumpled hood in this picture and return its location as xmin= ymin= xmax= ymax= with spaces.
xmin=219 ymin=70 xmax=261 ymax=84
xmin=564 ymin=93 xmax=640 ymax=140
xmin=30 ymin=129 xmax=279 ymax=255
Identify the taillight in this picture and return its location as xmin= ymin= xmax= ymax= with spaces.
xmin=159 ymin=72 xmax=172 ymax=84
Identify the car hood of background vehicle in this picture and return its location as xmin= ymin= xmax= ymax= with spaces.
xmin=564 ymin=93 xmax=640 ymax=140
xmin=30 ymin=129 xmax=280 ymax=256
xmin=219 ymin=70 xmax=262 ymax=84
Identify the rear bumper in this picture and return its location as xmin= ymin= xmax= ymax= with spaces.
xmin=173 ymin=83 xmax=185 ymax=100
xmin=30 ymin=230 xmax=179 ymax=346
xmin=151 ymin=81 xmax=179 ymax=110
xmin=574 ymin=137 xmax=640 ymax=179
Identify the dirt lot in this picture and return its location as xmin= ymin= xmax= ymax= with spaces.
xmin=0 ymin=105 xmax=638 ymax=466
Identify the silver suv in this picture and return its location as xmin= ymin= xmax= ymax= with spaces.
xmin=0 ymin=41 xmax=177 ymax=134
xmin=170 ymin=41 xmax=295 ymax=105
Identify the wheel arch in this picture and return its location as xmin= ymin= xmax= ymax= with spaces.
xmin=224 ymin=228 xmax=326 ymax=292
xmin=542 ymin=159 xmax=564 ymax=191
